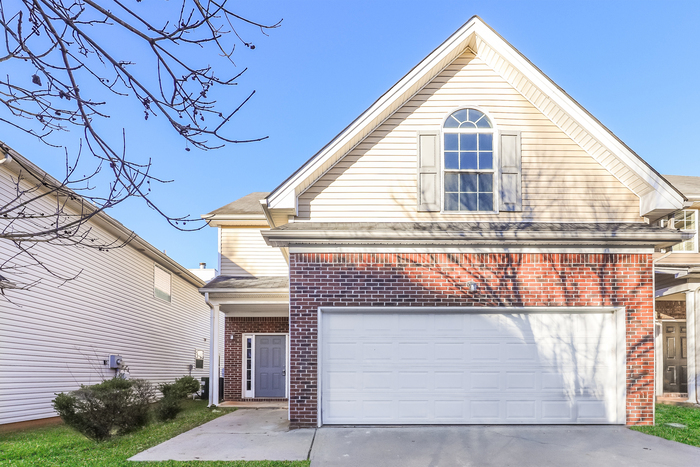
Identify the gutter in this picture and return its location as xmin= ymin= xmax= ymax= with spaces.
xmin=262 ymin=228 xmax=688 ymax=249
xmin=0 ymin=141 xmax=204 ymax=288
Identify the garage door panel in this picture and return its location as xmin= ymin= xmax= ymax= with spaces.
xmin=321 ymin=311 xmax=621 ymax=425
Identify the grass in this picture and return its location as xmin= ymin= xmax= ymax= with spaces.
xmin=0 ymin=400 xmax=310 ymax=467
xmin=631 ymin=404 xmax=700 ymax=447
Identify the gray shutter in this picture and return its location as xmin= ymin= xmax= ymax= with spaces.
xmin=499 ymin=131 xmax=522 ymax=212
xmin=417 ymin=131 xmax=440 ymax=212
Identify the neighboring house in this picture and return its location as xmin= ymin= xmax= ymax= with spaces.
xmin=201 ymin=17 xmax=687 ymax=428
xmin=189 ymin=263 xmax=218 ymax=283
xmin=654 ymin=175 xmax=700 ymax=402
xmin=0 ymin=145 xmax=218 ymax=428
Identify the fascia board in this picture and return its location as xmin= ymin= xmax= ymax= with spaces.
xmin=262 ymin=228 xmax=685 ymax=243
xmin=472 ymin=22 xmax=685 ymax=213
xmin=266 ymin=18 xmax=481 ymax=210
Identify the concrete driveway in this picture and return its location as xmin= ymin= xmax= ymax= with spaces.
xmin=310 ymin=425 xmax=700 ymax=467
xmin=129 ymin=408 xmax=700 ymax=466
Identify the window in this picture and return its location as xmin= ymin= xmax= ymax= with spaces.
xmin=245 ymin=337 xmax=253 ymax=391
xmin=195 ymin=349 xmax=204 ymax=369
xmin=443 ymin=108 xmax=495 ymax=212
xmin=672 ymin=210 xmax=698 ymax=253
xmin=154 ymin=264 xmax=172 ymax=302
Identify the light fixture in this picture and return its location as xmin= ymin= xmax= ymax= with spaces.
xmin=465 ymin=281 xmax=478 ymax=292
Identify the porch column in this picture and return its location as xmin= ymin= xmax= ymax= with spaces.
xmin=208 ymin=301 xmax=221 ymax=406
xmin=688 ymin=287 xmax=700 ymax=403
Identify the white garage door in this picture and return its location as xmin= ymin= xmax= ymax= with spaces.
xmin=320 ymin=309 xmax=623 ymax=425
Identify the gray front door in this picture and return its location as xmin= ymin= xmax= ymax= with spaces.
xmin=255 ymin=335 xmax=286 ymax=397
xmin=663 ymin=322 xmax=687 ymax=393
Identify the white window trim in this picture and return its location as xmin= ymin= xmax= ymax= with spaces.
xmin=241 ymin=333 xmax=289 ymax=399
xmin=440 ymin=105 xmax=499 ymax=215
xmin=671 ymin=209 xmax=699 ymax=254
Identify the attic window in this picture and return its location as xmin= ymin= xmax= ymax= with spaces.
xmin=154 ymin=264 xmax=172 ymax=302
xmin=443 ymin=109 xmax=495 ymax=212
xmin=672 ymin=210 xmax=698 ymax=253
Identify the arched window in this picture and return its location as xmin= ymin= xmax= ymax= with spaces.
xmin=443 ymin=109 xmax=494 ymax=212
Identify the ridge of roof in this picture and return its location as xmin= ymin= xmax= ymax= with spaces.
xmin=265 ymin=16 xmax=684 ymax=215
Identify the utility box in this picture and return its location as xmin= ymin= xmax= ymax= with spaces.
xmin=108 ymin=355 xmax=123 ymax=369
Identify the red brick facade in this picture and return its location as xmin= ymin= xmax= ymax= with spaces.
xmin=223 ymin=316 xmax=289 ymax=401
xmin=288 ymin=252 xmax=655 ymax=428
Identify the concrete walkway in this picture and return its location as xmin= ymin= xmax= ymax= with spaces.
xmin=310 ymin=425 xmax=700 ymax=467
xmin=129 ymin=409 xmax=315 ymax=462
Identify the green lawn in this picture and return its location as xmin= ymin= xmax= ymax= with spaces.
xmin=0 ymin=400 xmax=310 ymax=467
xmin=631 ymin=404 xmax=700 ymax=447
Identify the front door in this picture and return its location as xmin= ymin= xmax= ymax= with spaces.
xmin=663 ymin=322 xmax=687 ymax=393
xmin=255 ymin=335 xmax=286 ymax=397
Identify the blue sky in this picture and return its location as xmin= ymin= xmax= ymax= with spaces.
xmin=3 ymin=1 xmax=699 ymax=273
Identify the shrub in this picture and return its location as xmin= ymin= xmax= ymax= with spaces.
xmin=154 ymin=393 xmax=183 ymax=421
xmin=155 ymin=376 xmax=202 ymax=421
xmin=52 ymin=378 xmax=155 ymax=441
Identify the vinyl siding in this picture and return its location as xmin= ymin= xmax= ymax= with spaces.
xmin=0 ymin=166 xmax=221 ymax=425
xmin=297 ymin=52 xmax=641 ymax=222
xmin=220 ymin=227 xmax=288 ymax=277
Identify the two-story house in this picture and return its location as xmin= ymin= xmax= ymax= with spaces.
xmin=654 ymin=175 xmax=700 ymax=403
xmin=200 ymin=17 xmax=688 ymax=428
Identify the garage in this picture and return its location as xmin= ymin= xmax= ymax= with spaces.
xmin=319 ymin=307 xmax=625 ymax=425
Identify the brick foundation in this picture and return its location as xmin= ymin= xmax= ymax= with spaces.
xmin=289 ymin=253 xmax=654 ymax=428
xmin=223 ymin=316 xmax=289 ymax=401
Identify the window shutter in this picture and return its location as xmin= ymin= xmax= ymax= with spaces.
xmin=417 ymin=131 xmax=440 ymax=212
xmin=499 ymin=131 xmax=522 ymax=212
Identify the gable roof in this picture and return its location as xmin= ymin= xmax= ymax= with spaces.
xmin=664 ymin=175 xmax=700 ymax=200
xmin=265 ymin=16 xmax=684 ymax=218
xmin=205 ymin=192 xmax=269 ymax=217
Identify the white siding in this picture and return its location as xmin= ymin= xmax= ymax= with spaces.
xmin=220 ymin=227 xmax=288 ymax=277
xmin=297 ymin=52 xmax=641 ymax=223
xmin=0 ymin=167 xmax=219 ymax=425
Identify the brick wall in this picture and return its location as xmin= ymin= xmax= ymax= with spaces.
xmin=289 ymin=252 xmax=654 ymax=428
xmin=656 ymin=300 xmax=686 ymax=320
xmin=223 ymin=316 xmax=289 ymax=401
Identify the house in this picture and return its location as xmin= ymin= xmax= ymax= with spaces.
xmin=200 ymin=16 xmax=688 ymax=427
xmin=654 ymin=175 xmax=700 ymax=402
xmin=0 ymin=145 xmax=220 ymax=429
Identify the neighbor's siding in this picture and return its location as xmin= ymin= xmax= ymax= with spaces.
xmin=0 ymin=167 xmax=219 ymax=425
xmin=297 ymin=52 xmax=641 ymax=222
xmin=220 ymin=227 xmax=288 ymax=277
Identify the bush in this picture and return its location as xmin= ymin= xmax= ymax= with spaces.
xmin=52 ymin=378 xmax=155 ymax=441
xmin=155 ymin=376 xmax=202 ymax=422
xmin=154 ymin=394 xmax=183 ymax=421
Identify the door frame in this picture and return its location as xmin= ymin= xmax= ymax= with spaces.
xmin=660 ymin=319 xmax=687 ymax=394
xmin=241 ymin=333 xmax=289 ymax=399
xmin=316 ymin=306 xmax=626 ymax=427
